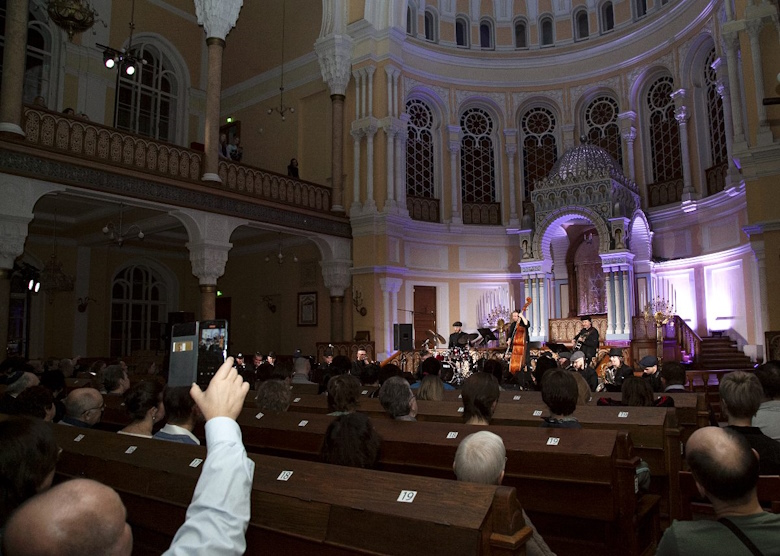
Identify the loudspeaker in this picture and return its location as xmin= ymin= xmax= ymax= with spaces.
xmin=393 ymin=324 xmax=414 ymax=351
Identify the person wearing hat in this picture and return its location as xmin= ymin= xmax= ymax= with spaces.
xmin=232 ymin=353 xmax=246 ymax=375
xmin=448 ymin=321 xmax=469 ymax=349
xmin=568 ymin=350 xmax=598 ymax=392
xmin=601 ymin=347 xmax=634 ymax=392
xmin=573 ymin=315 xmax=600 ymax=366
xmin=639 ymin=355 xmax=663 ymax=392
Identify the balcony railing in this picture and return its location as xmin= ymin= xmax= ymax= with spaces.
xmin=462 ymin=202 xmax=501 ymax=225
xmin=705 ymin=161 xmax=728 ymax=196
xmin=648 ymin=177 xmax=683 ymax=207
xmin=406 ymin=195 xmax=440 ymax=223
xmin=21 ymin=107 xmax=332 ymax=213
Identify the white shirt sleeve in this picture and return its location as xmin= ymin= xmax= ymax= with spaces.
xmin=163 ymin=417 xmax=255 ymax=556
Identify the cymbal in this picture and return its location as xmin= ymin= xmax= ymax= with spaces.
xmin=427 ymin=329 xmax=446 ymax=345
xmin=466 ymin=333 xmax=479 ymax=342
xmin=458 ymin=332 xmax=479 ymax=345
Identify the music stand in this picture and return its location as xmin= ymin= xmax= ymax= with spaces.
xmin=476 ymin=328 xmax=498 ymax=346
xmin=545 ymin=342 xmax=568 ymax=354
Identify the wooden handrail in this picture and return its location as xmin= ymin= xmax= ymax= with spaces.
xmin=673 ymin=315 xmax=701 ymax=368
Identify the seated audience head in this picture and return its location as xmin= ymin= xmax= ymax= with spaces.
xmin=482 ymin=359 xmax=505 ymax=385
xmin=89 ymin=359 xmax=106 ymax=376
xmin=378 ymin=376 xmax=417 ymax=419
xmin=0 ymin=416 xmax=59 ymax=526
xmin=660 ymin=362 xmax=687 ymax=389
xmin=327 ymin=374 xmax=361 ymax=414
xmin=320 ymin=412 xmax=381 ymax=469
xmin=621 ymin=376 xmax=655 ymax=407
xmin=330 ymin=355 xmax=353 ymax=376
xmin=360 ymin=363 xmax=380 ymax=386
xmin=39 ymin=370 xmax=66 ymax=398
xmin=268 ymin=362 xmax=290 ymax=382
xmin=719 ymin=371 xmax=762 ymax=423
xmin=461 ymin=372 xmax=500 ymax=425
xmin=755 ymin=361 xmax=780 ymax=401
xmin=534 ymin=354 xmax=558 ymax=386
xmin=2 ymin=478 xmax=132 ymax=556
xmin=14 ymin=386 xmax=56 ymax=421
xmin=6 ymin=372 xmax=39 ymax=397
xmin=453 ymin=430 xmax=506 ymax=485
xmin=686 ymin=426 xmax=759 ymax=507
xmin=420 ymin=357 xmax=442 ymax=378
xmin=123 ymin=380 xmax=165 ymax=423
xmin=162 ymin=386 xmax=200 ymax=425
xmin=378 ymin=363 xmax=402 ymax=385
xmin=542 ymin=369 xmax=579 ymax=416
xmin=570 ymin=371 xmax=592 ymax=405
xmin=103 ymin=364 xmax=130 ymax=395
xmin=254 ymin=379 xmax=292 ymax=412
xmin=293 ymin=356 xmax=310 ymax=376
xmin=416 ymin=374 xmax=444 ymax=401
xmin=63 ymin=387 xmax=104 ymax=426
xmin=58 ymin=358 xmax=74 ymax=377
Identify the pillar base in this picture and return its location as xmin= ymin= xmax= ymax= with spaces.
xmin=201 ymin=173 xmax=222 ymax=183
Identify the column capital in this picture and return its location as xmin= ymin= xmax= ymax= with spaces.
xmin=194 ymin=0 xmax=243 ymax=40
xmin=379 ymin=277 xmax=403 ymax=293
xmin=314 ymin=34 xmax=354 ymax=96
xmin=321 ymin=260 xmax=352 ymax=297
xmin=187 ymin=240 xmax=231 ymax=285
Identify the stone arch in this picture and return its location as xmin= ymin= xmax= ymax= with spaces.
xmin=680 ymin=32 xmax=717 ymax=90
xmin=628 ymin=209 xmax=653 ymax=262
xmin=405 ymin=86 xmax=447 ymax=127
xmin=111 ymin=256 xmax=180 ymax=313
xmin=458 ymin=96 xmax=506 ymax=131
xmin=533 ymin=206 xmax=611 ymax=260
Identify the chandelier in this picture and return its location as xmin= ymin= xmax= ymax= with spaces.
xmin=265 ymin=234 xmax=298 ymax=264
xmin=103 ymin=204 xmax=144 ymax=247
xmin=40 ymin=206 xmax=74 ymax=296
xmin=47 ymin=0 xmax=97 ymax=41
xmin=267 ymin=0 xmax=294 ymax=121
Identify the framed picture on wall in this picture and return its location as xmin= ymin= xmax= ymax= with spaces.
xmin=298 ymin=292 xmax=317 ymax=326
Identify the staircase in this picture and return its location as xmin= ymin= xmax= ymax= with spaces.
xmin=697 ymin=334 xmax=753 ymax=370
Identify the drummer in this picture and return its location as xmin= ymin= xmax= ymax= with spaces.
xmin=448 ymin=321 xmax=469 ymax=348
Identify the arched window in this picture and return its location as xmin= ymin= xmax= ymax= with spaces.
xmin=646 ymin=75 xmax=682 ymax=190
xmin=460 ymin=108 xmax=496 ymax=203
xmin=110 ymin=264 xmax=168 ymax=358
xmin=115 ymin=42 xmax=179 ymax=142
xmin=406 ymin=5 xmax=416 ymax=36
xmin=704 ymin=48 xmax=728 ymax=195
xmin=479 ymin=19 xmax=493 ymax=49
xmin=635 ymin=0 xmax=647 ymax=19
xmin=521 ymin=106 xmax=558 ymax=195
xmin=424 ymin=9 xmax=437 ymax=42
xmin=574 ymin=10 xmax=589 ymax=41
xmin=456 ymin=17 xmax=469 ymax=47
xmin=600 ymin=2 xmax=615 ymax=32
xmin=514 ymin=20 xmax=528 ymax=48
xmin=540 ymin=17 xmax=554 ymax=46
xmin=0 ymin=2 xmax=54 ymax=105
xmin=406 ymin=99 xmax=438 ymax=222
xmin=583 ymin=95 xmax=622 ymax=169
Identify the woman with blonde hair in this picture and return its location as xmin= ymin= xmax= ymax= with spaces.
xmin=416 ymin=374 xmax=444 ymax=401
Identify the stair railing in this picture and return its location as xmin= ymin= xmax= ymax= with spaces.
xmin=673 ymin=315 xmax=701 ymax=368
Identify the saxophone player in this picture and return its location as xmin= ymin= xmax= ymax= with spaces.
xmin=573 ymin=315 xmax=599 ymax=366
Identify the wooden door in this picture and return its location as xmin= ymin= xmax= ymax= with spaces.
xmin=413 ymin=286 xmax=437 ymax=350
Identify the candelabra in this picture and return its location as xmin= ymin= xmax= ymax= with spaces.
xmin=642 ymin=296 xmax=675 ymax=361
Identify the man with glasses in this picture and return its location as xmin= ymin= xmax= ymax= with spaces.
xmin=60 ymin=388 xmax=104 ymax=428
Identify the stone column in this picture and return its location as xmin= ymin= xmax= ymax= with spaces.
xmin=384 ymin=124 xmax=396 ymax=210
xmin=379 ymin=277 xmax=402 ymax=357
xmin=395 ymin=113 xmax=409 ymax=216
xmin=671 ymin=89 xmax=695 ymax=202
xmin=745 ymin=19 xmax=774 ymax=146
xmin=520 ymin=261 xmax=552 ymax=341
xmin=194 ymin=0 xmax=243 ymax=183
xmin=364 ymin=124 xmax=378 ymax=212
xmin=321 ymin=260 xmax=352 ymax=342
xmin=350 ymin=128 xmax=363 ymax=215
xmin=604 ymin=271 xmax=615 ymax=335
xmin=618 ymin=112 xmax=638 ymax=181
xmin=712 ymin=58 xmax=742 ymax=187
xmin=447 ymin=125 xmax=462 ymax=225
xmin=187 ymin=241 xmax=232 ymax=320
xmin=601 ymin=252 xmax=634 ymax=340
xmin=504 ymin=129 xmax=519 ymax=227
xmin=622 ymin=270 xmax=632 ymax=335
xmin=0 ymin=0 xmax=28 ymax=137
xmin=721 ymin=30 xmax=747 ymax=148
xmin=315 ymin=34 xmax=354 ymax=213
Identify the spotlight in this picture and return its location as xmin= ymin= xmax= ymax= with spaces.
xmin=28 ymin=279 xmax=40 ymax=293
xmin=103 ymin=49 xmax=116 ymax=69
xmin=125 ymin=62 xmax=136 ymax=76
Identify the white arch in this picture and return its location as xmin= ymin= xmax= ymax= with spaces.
xmin=110 ymin=256 xmax=180 ymax=313
xmin=628 ymin=209 xmax=653 ymax=262
xmin=533 ymin=206 xmax=611 ymax=260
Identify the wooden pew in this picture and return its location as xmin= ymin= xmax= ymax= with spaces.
xmin=236 ymin=410 xmax=659 ymax=556
xmin=51 ymin=425 xmax=532 ymax=556
xmin=678 ymin=470 xmax=780 ymax=518
xmin=285 ymin=395 xmax=682 ymax=522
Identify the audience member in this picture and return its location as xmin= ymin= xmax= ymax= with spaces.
xmin=621 ymin=376 xmax=655 ymax=406
xmin=378 ymin=376 xmax=417 ymax=421
xmin=753 ymin=361 xmax=780 ymax=441
xmin=102 ymin=364 xmax=130 ymax=396
xmin=14 ymin=386 xmax=56 ymax=421
xmin=3 ymin=356 xmax=255 ymax=556
xmin=119 ymin=380 xmax=165 ymax=439
xmin=58 ymin=358 xmax=74 ymax=378
xmin=656 ymin=426 xmax=780 ymax=555
xmin=228 ymin=135 xmax=243 ymax=161
xmin=412 ymin=357 xmax=455 ymax=391
xmin=60 ymin=387 xmax=104 ymax=428
xmin=287 ymin=157 xmax=299 ymax=177
xmin=327 ymin=374 xmax=361 ymax=416
xmin=0 ymin=416 xmax=59 ymax=527
xmin=0 ymin=372 xmax=39 ymax=414
xmin=570 ymin=371 xmax=592 ymax=405
xmin=638 ymin=355 xmax=662 ymax=392
xmin=660 ymin=362 xmax=688 ymax=392
xmin=154 ymin=386 xmax=202 ymax=445
xmin=320 ymin=412 xmax=381 ymax=469
xmin=453 ymin=431 xmax=556 ymax=556
xmin=482 ymin=358 xmax=505 ymax=387
xmin=540 ymin=369 xmax=581 ymax=428
xmin=567 ymin=351 xmax=598 ymax=392
xmin=292 ymin=355 xmax=314 ymax=384
xmin=218 ymin=132 xmax=230 ymax=159
xmin=360 ymin=363 xmax=380 ymax=387
xmin=533 ymin=354 xmax=558 ymax=390
xmin=254 ymin=379 xmax=292 ymax=413
xmin=416 ymin=374 xmax=445 ymax=401
xmin=461 ymin=372 xmax=500 ymax=425
xmin=719 ymin=371 xmax=780 ymax=475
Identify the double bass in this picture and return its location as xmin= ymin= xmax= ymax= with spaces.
xmin=508 ymin=297 xmax=533 ymax=375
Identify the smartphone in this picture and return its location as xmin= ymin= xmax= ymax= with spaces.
xmin=168 ymin=320 xmax=228 ymax=388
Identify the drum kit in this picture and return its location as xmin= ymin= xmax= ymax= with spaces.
xmin=425 ymin=329 xmax=481 ymax=386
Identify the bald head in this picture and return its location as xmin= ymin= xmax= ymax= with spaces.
xmin=64 ymin=388 xmax=104 ymax=425
xmin=3 ymin=479 xmax=132 ymax=556
xmin=686 ymin=426 xmax=759 ymax=503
